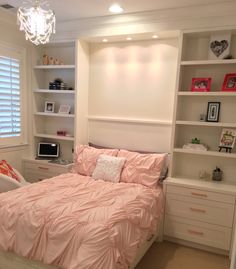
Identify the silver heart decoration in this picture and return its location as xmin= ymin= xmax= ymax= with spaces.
xmin=210 ymin=40 xmax=229 ymax=58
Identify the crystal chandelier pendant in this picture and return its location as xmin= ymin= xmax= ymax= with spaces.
xmin=17 ymin=0 xmax=56 ymax=45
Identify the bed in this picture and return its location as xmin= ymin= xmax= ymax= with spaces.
xmin=0 ymin=145 xmax=167 ymax=269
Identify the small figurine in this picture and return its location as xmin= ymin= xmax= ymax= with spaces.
xmin=191 ymin=138 xmax=200 ymax=144
xmin=54 ymin=58 xmax=60 ymax=65
xmin=49 ymin=57 xmax=54 ymax=65
xmin=42 ymin=54 xmax=49 ymax=65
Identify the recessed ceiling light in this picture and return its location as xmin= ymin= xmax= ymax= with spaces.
xmin=126 ymin=37 xmax=132 ymax=41
xmin=109 ymin=4 xmax=124 ymax=14
xmin=102 ymin=39 xmax=108 ymax=42
xmin=152 ymin=35 xmax=159 ymax=39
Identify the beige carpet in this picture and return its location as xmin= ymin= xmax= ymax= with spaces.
xmin=136 ymin=241 xmax=230 ymax=269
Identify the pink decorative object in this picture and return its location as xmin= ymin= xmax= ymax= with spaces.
xmin=73 ymin=144 xmax=118 ymax=176
xmin=222 ymin=73 xmax=236 ymax=92
xmin=191 ymin=77 xmax=212 ymax=92
xmin=57 ymin=130 xmax=67 ymax=136
xmin=118 ymin=150 xmax=166 ymax=188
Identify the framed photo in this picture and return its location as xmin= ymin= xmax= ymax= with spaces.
xmin=191 ymin=77 xmax=212 ymax=92
xmin=206 ymin=102 xmax=221 ymax=122
xmin=222 ymin=73 xmax=236 ymax=91
xmin=208 ymin=34 xmax=231 ymax=60
xmin=219 ymin=128 xmax=236 ymax=150
xmin=58 ymin=105 xmax=71 ymax=114
xmin=44 ymin=101 xmax=55 ymax=113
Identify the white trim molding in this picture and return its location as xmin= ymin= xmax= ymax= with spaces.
xmin=52 ymin=2 xmax=236 ymax=42
xmin=87 ymin=116 xmax=172 ymax=126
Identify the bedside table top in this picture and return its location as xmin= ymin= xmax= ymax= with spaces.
xmin=164 ymin=177 xmax=236 ymax=196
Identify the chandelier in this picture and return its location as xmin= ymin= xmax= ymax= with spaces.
xmin=17 ymin=0 xmax=56 ymax=45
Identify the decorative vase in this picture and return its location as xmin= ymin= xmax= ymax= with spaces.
xmin=212 ymin=170 xmax=223 ymax=181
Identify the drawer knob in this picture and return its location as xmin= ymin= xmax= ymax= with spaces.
xmin=188 ymin=229 xmax=204 ymax=236
xmin=191 ymin=192 xmax=207 ymax=198
xmin=38 ymin=166 xmax=49 ymax=171
xmin=190 ymin=207 xmax=206 ymax=213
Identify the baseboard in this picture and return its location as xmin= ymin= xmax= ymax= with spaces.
xmin=164 ymin=236 xmax=229 ymax=257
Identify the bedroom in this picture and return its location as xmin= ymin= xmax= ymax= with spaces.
xmin=0 ymin=0 xmax=236 ymax=268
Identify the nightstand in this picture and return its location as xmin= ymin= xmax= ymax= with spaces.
xmin=164 ymin=178 xmax=236 ymax=254
xmin=23 ymin=158 xmax=73 ymax=183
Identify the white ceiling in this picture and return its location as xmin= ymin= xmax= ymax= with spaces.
xmin=0 ymin=0 xmax=233 ymax=22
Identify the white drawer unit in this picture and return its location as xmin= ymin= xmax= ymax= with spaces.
xmin=23 ymin=159 xmax=73 ymax=183
xmin=164 ymin=180 xmax=236 ymax=252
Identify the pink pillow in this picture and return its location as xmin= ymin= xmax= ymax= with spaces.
xmin=118 ymin=149 xmax=166 ymax=188
xmin=73 ymin=145 xmax=119 ymax=176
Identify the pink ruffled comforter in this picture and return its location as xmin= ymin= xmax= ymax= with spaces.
xmin=0 ymin=173 xmax=163 ymax=269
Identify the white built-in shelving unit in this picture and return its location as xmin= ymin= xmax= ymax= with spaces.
xmin=164 ymin=28 xmax=236 ymax=254
xmin=32 ymin=43 xmax=76 ymax=160
xmin=170 ymin=29 xmax=236 ymax=184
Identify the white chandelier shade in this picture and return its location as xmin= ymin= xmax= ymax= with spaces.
xmin=17 ymin=0 xmax=56 ymax=45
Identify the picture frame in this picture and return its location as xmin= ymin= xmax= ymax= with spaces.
xmin=44 ymin=101 xmax=55 ymax=113
xmin=222 ymin=73 xmax=236 ymax=92
xmin=191 ymin=77 xmax=212 ymax=92
xmin=58 ymin=105 xmax=71 ymax=114
xmin=206 ymin=102 xmax=221 ymax=122
xmin=219 ymin=128 xmax=236 ymax=152
xmin=208 ymin=34 xmax=231 ymax=60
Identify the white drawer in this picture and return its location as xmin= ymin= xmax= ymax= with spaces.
xmin=167 ymin=185 xmax=235 ymax=204
xmin=24 ymin=162 xmax=70 ymax=174
xmin=24 ymin=171 xmax=51 ymax=183
xmin=166 ymin=193 xmax=234 ymax=227
xmin=23 ymin=161 xmax=72 ymax=182
xmin=164 ymin=215 xmax=232 ymax=250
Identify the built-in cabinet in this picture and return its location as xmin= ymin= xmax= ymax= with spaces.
xmin=164 ymin=28 xmax=236 ymax=254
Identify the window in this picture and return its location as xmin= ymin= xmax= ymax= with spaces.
xmin=0 ymin=44 xmax=26 ymax=147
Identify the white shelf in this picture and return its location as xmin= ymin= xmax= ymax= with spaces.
xmin=34 ymin=112 xmax=75 ymax=118
xmin=173 ymin=148 xmax=236 ymax=158
xmin=34 ymin=65 xmax=75 ymax=69
xmin=87 ymin=116 xmax=172 ymax=125
xmin=178 ymin=91 xmax=236 ymax=96
xmin=34 ymin=133 xmax=74 ymax=141
xmin=33 ymin=89 xmax=75 ymax=94
xmin=176 ymin=120 xmax=236 ymax=128
xmin=181 ymin=59 xmax=236 ymax=66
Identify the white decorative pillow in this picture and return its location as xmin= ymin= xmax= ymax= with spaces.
xmin=92 ymin=154 xmax=126 ymax=183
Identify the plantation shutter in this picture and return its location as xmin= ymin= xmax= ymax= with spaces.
xmin=0 ymin=55 xmax=21 ymax=141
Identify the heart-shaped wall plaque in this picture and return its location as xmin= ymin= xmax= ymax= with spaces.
xmin=210 ymin=40 xmax=229 ymax=58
